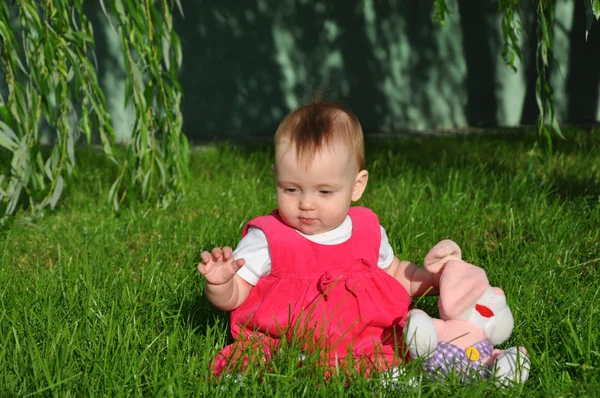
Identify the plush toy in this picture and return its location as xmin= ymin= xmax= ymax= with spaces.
xmin=403 ymin=240 xmax=530 ymax=385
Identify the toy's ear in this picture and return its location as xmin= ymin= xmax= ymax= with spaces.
xmin=424 ymin=240 xmax=462 ymax=273
xmin=438 ymin=260 xmax=490 ymax=320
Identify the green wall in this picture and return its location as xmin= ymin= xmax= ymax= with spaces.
xmin=3 ymin=0 xmax=600 ymax=142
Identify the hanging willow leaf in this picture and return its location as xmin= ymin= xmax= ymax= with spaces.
xmin=0 ymin=0 xmax=116 ymax=223
xmin=161 ymin=31 xmax=171 ymax=70
xmin=172 ymin=33 xmax=183 ymax=68
xmin=585 ymin=0 xmax=600 ymax=40
xmin=532 ymin=0 xmax=565 ymax=159
xmin=99 ymin=0 xmax=188 ymax=211
xmin=498 ymin=0 xmax=523 ymax=72
xmin=48 ymin=175 xmax=64 ymax=209
xmin=433 ymin=0 xmax=450 ymax=25
xmin=174 ymin=0 xmax=184 ymax=19
xmin=5 ymin=181 xmax=22 ymax=216
xmin=1 ymin=0 xmax=185 ymax=222
xmin=108 ymin=174 xmax=123 ymax=211
xmin=0 ymin=120 xmax=19 ymax=151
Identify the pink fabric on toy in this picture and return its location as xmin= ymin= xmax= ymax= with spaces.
xmin=437 ymin=260 xmax=489 ymax=320
xmin=423 ymin=239 xmax=462 ymax=273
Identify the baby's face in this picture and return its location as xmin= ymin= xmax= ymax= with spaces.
xmin=273 ymin=140 xmax=367 ymax=235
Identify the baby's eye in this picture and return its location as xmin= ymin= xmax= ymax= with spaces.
xmin=284 ymin=188 xmax=298 ymax=193
xmin=319 ymin=190 xmax=333 ymax=195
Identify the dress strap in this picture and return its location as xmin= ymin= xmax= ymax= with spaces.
xmin=347 ymin=206 xmax=381 ymax=268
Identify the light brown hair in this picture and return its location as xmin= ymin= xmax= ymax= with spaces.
xmin=274 ymin=101 xmax=365 ymax=170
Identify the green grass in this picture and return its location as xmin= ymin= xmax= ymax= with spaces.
xmin=1 ymin=129 xmax=599 ymax=396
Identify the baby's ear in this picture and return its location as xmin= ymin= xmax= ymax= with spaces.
xmin=351 ymin=170 xmax=369 ymax=201
xmin=424 ymin=240 xmax=462 ymax=273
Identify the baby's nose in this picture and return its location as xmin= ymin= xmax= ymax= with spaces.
xmin=299 ymin=195 xmax=314 ymax=209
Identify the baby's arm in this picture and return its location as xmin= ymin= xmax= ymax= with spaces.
xmin=385 ymin=256 xmax=440 ymax=297
xmin=198 ymin=246 xmax=253 ymax=311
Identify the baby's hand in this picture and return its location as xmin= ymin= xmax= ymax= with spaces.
xmin=197 ymin=246 xmax=245 ymax=286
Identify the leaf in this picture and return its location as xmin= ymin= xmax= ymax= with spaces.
xmin=174 ymin=0 xmax=184 ymax=18
xmin=99 ymin=0 xmax=110 ymax=18
xmin=49 ymin=175 xmax=64 ymax=209
xmin=586 ymin=1 xmax=595 ymax=41
xmin=161 ymin=32 xmax=170 ymax=70
xmin=551 ymin=116 xmax=565 ymax=139
xmin=0 ymin=121 xmax=19 ymax=151
xmin=0 ymin=20 xmax=10 ymax=41
xmin=432 ymin=0 xmax=450 ymax=26
xmin=35 ymin=152 xmax=44 ymax=175
xmin=44 ymin=148 xmax=59 ymax=180
xmin=66 ymin=129 xmax=75 ymax=169
xmin=172 ymin=33 xmax=183 ymax=69
xmin=540 ymin=13 xmax=551 ymax=50
xmin=585 ymin=0 xmax=600 ymax=41
xmin=108 ymin=175 xmax=122 ymax=211
xmin=540 ymin=39 xmax=548 ymax=67
xmin=79 ymin=104 xmax=92 ymax=143
xmin=0 ymin=101 xmax=11 ymax=122
xmin=155 ymin=156 xmax=166 ymax=187
xmin=114 ymin=0 xmax=126 ymax=19
xmin=66 ymin=30 xmax=94 ymax=44
xmin=126 ymin=0 xmax=147 ymax=34
xmin=142 ymin=169 xmax=151 ymax=198
xmin=6 ymin=181 xmax=22 ymax=215
xmin=129 ymin=60 xmax=145 ymax=97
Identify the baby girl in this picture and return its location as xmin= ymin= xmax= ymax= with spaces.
xmin=198 ymin=100 xmax=439 ymax=376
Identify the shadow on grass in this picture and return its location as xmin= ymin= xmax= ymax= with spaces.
xmin=178 ymin=290 xmax=231 ymax=340
xmin=206 ymin=127 xmax=600 ymax=201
